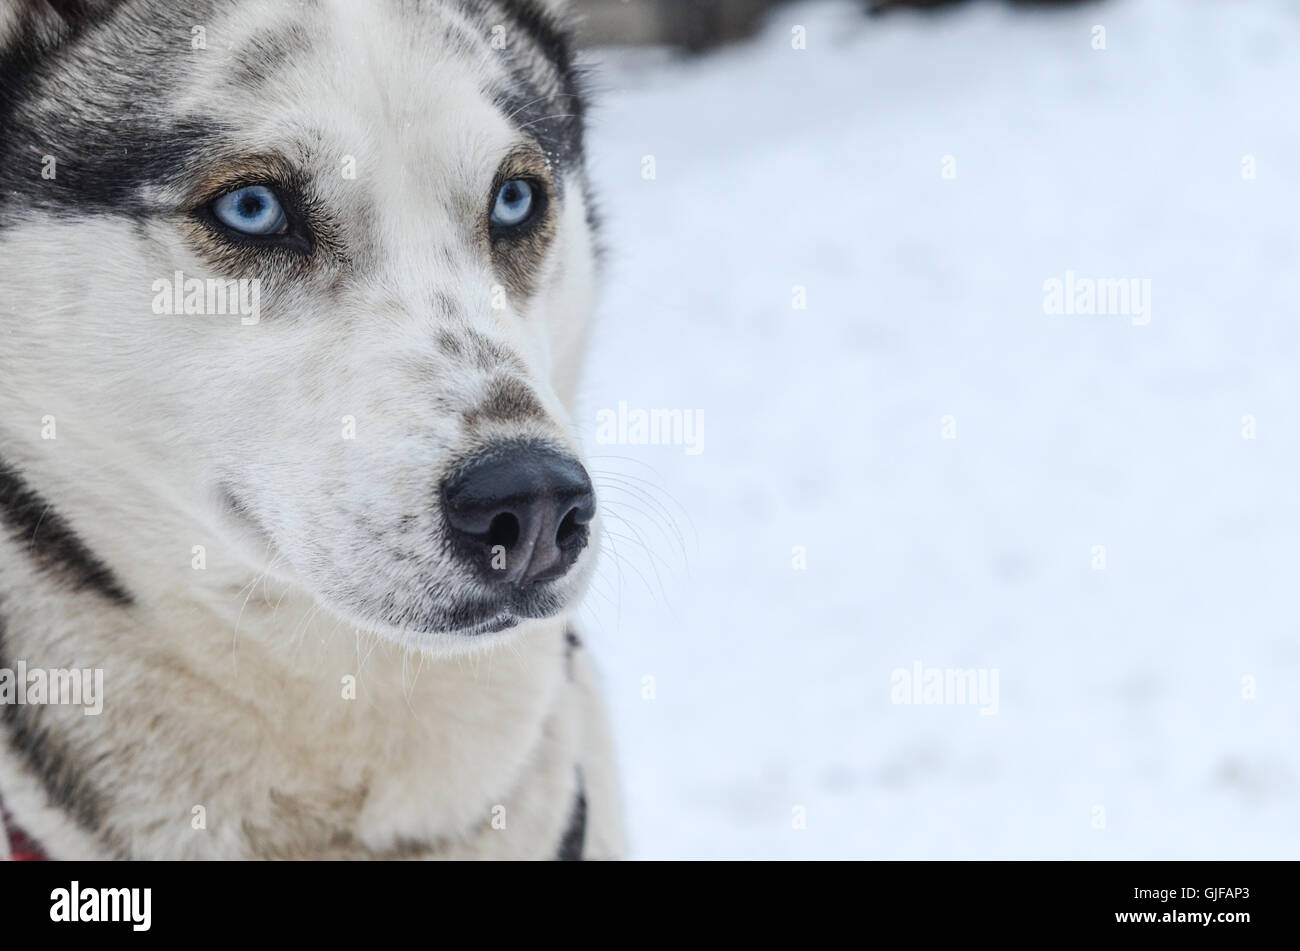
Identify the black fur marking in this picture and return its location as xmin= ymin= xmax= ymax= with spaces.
xmin=0 ymin=0 xmax=226 ymax=226
xmin=490 ymin=0 xmax=579 ymax=95
xmin=0 ymin=458 xmax=132 ymax=604
xmin=0 ymin=606 xmax=124 ymax=858
xmin=466 ymin=0 xmax=589 ymax=172
xmin=45 ymin=0 xmax=103 ymax=31
xmin=564 ymin=623 xmax=581 ymax=680
xmin=555 ymin=768 xmax=586 ymax=860
xmin=0 ymin=110 xmax=225 ymax=224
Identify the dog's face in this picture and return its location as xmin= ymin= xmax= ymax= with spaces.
xmin=0 ymin=0 xmax=600 ymax=646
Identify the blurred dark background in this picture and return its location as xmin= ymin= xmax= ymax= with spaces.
xmin=571 ymin=0 xmax=1100 ymax=51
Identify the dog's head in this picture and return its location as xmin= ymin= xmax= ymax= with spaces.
xmin=0 ymin=0 xmax=600 ymax=646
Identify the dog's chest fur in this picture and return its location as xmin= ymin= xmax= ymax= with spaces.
xmin=0 ymin=546 xmax=609 ymax=859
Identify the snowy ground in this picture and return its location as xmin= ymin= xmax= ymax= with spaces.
xmin=571 ymin=0 xmax=1300 ymax=859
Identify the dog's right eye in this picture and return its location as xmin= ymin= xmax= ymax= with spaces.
xmin=210 ymin=185 xmax=289 ymax=236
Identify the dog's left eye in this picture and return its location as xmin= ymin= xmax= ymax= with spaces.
xmin=211 ymin=185 xmax=289 ymax=236
xmin=490 ymin=179 xmax=536 ymax=229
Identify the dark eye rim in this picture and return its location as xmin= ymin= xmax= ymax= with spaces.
xmin=197 ymin=181 xmax=314 ymax=255
xmin=488 ymin=176 xmax=547 ymax=239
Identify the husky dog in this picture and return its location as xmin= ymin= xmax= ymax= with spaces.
xmin=0 ymin=0 xmax=621 ymax=859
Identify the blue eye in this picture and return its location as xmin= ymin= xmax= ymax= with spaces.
xmin=491 ymin=179 xmax=535 ymax=229
xmin=211 ymin=184 xmax=288 ymax=236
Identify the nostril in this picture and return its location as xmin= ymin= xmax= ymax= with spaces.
xmin=487 ymin=512 xmax=520 ymax=549
xmin=555 ymin=506 xmax=585 ymax=548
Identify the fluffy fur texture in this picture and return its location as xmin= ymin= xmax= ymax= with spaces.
xmin=0 ymin=0 xmax=622 ymax=859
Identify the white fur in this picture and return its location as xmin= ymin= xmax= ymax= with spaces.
xmin=0 ymin=0 xmax=621 ymax=859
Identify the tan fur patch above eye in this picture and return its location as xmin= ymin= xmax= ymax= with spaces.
xmin=186 ymin=154 xmax=300 ymax=210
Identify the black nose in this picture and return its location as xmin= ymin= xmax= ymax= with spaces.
xmin=442 ymin=444 xmax=595 ymax=585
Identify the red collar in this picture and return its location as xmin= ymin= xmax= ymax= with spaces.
xmin=0 ymin=792 xmax=49 ymax=861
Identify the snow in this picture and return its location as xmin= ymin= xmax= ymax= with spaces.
xmin=572 ymin=0 xmax=1300 ymax=858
